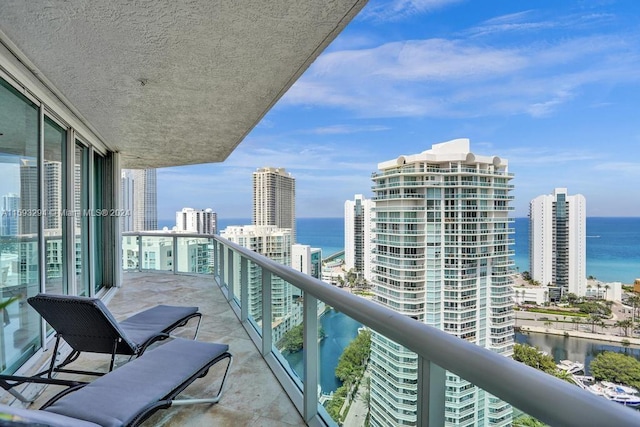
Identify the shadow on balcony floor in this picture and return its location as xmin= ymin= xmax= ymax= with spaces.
xmin=5 ymin=272 xmax=306 ymax=427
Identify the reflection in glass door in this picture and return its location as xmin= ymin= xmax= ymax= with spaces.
xmin=0 ymin=78 xmax=41 ymax=373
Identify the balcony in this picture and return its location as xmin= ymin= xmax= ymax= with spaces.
xmin=3 ymin=271 xmax=305 ymax=426
xmin=2 ymin=231 xmax=640 ymax=426
xmin=106 ymin=233 xmax=640 ymax=426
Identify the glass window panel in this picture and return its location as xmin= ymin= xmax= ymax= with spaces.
xmin=93 ymin=153 xmax=104 ymax=292
xmin=0 ymin=77 xmax=40 ymax=373
xmin=44 ymin=117 xmax=65 ymax=295
xmin=74 ymin=143 xmax=89 ymax=296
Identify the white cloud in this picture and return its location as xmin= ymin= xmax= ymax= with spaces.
xmin=360 ymin=0 xmax=463 ymax=22
xmin=309 ymin=124 xmax=391 ymax=134
xmin=281 ymin=33 xmax=640 ymax=119
xmin=594 ymin=162 xmax=640 ymax=174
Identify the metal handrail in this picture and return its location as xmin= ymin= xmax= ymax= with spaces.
xmin=125 ymin=232 xmax=640 ymax=426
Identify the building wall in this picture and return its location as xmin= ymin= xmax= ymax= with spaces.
xmin=222 ymin=225 xmax=293 ymax=323
xmin=175 ymin=207 xmax=217 ymax=235
xmin=252 ymin=167 xmax=296 ymax=242
xmin=344 ymin=194 xmax=374 ymax=282
xmin=369 ymin=139 xmax=514 ymax=427
xmin=121 ymin=168 xmax=157 ymax=232
xmin=529 ymin=188 xmax=586 ymax=297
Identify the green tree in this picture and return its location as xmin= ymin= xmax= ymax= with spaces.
xmin=552 ymin=368 xmax=575 ymax=384
xmin=614 ymin=319 xmax=633 ymax=337
xmin=571 ymin=317 xmax=581 ymax=331
xmin=629 ymin=295 xmax=640 ymax=323
xmin=325 ymin=384 xmax=347 ymax=422
xmin=566 ymin=293 xmax=579 ymax=305
xmin=513 ymin=415 xmax=547 ymax=427
xmin=586 ymin=314 xmax=603 ymax=333
xmin=512 ymin=344 xmax=556 ymax=374
xmin=590 ymin=352 xmax=640 ymax=389
xmin=278 ymin=324 xmax=325 ymax=352
xmin=335 ymin=329 xmax=371 ymax=387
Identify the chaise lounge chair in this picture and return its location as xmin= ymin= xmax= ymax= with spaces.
xmin=0 ymin=338 xmax=232 ymax=427
xmin=27 ymin=293 xmax=202 ymax=377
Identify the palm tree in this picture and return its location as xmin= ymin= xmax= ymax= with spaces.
xmin=586 ymin=284 xmax=592 ymax=298
xmin=553 ymin=368 xmax=574 ymax=384
xmin=604 ymin=284 xmax=610 ymax=300
xmin=629 ymin=295 xmax=640 ymax=323
xmin=596 ymin=283 xmax=602 ymax=299
xmin=614 ymin=319 xmax=633 ymax=337
xmin=587 ymin=314 xmax=602 ymax=333
xmin=599 ymin=320 xmax=607 ymax=333
xmin=544 ymin=319 xmax=553 ymax=330
xmin=572 ymin=317 xmax=580 ymax=331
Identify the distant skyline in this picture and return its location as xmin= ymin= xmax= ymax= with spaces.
xmin=158 ymin=0 xmax=640 ymax=221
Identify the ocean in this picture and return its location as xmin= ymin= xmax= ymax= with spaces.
xmin=160 ymin=216 xmax=640 ymax=284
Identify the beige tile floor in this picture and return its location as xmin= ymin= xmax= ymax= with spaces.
xmin=3 ymin=272 xmax=306 ymax=426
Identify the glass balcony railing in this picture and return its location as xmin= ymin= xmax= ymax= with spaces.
xmin=122 ymin=231 xmax=640 ymax=426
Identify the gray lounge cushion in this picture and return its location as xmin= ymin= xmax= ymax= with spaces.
xmin=0 ymin=403 xmax=99 ymax=427
xmin=120 ymin=305 xmax=199 ymax=348
xmin=43 ymin=338 xmax=229 ymax=427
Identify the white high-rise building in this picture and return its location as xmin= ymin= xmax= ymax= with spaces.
xmin=369 ymin=139 xmax=514 ymax=427
xmin=529 ymin=188 xmax=586 ymax=298
xmin=222 ymin=225 xmax=294 ymax=344
xmin=292 ymin=244 xmax=322 ymax=280
xmin=252 ymin=167 xmax=296 ymax=242
xmin=175 ymin=207 xmax=217 ymax=235
xmin=344 ymin=194 xmax=374 ymax=282
xmin=121 ymin=169 xmax=157 ymax=231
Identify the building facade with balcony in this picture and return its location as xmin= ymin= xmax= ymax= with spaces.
xmin=529 ymin=188 xmax=587 ymax=299
xmin=344 ymin=194 xmax=374 ymax=282
xmin=221 ymin=225 xmax=295 ymax=344
xmin=253 ymin=167 xmax=296 ymax=243
xmin=175 ymin=207 xmax=218 ymax=235
xmin=369 ymin=139 xmax=515 ymax=427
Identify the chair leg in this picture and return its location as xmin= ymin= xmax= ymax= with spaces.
xmin=46 ymin=335 xmax=63 ymax=378
xmin=170 ymin=353 xmax=233 ymax=406
xmin=193 ymin=314 xmax=202 ymax=340
xmin=109 ymin=339 xmax=119 ymax=371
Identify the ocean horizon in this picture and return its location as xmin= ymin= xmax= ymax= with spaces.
xmin=158 ymin=216 xmax=640 ymax=284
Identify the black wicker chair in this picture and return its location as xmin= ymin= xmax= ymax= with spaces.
xmin=27 ymin=293 xmax=202 ymax=377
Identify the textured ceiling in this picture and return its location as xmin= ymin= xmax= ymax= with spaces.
xmin=0 ymin=1 xmax=367 ymax=168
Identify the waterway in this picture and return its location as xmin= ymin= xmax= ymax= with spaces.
xmin=515 ymin=332 xmax=640 ymax=374
xmin=283 ymin=309 xmax=640 ymax=397
xmin=284 ymin=308 xmax=362 ymax=394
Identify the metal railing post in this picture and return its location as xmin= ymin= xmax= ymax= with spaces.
xmin=240 ymin=257 xmax=248 ymax=322
xmin=303 ymin=293 xmax=319 ymax=423
xmin=172 ymin=236 xmax=178 ymax=274
xmin=261 ymin=268 xmax=272 ymax=356
xmin=137 ymin=234 xmax=143 ymax=271
xmin=226 ymin=248 xmax=234 ymax=303
xmin=417 ymin=356 xmax=445 ymax=426
xmin=212 ymin=239 xmax=218 ymax=279
xmin=219 ymin=243 xmax=225 ymax=288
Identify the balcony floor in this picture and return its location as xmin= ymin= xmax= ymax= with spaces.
xmin=10 ymin=272 xmax=306 ymax=426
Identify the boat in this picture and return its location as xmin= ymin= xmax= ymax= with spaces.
xmin=556 ymin=360 xmax=584 ymax=374
xmin=587 ymin=382 xmax=640 ymax=407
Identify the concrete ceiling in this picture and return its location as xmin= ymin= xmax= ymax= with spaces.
xmin=0 ymin=1 xmax=367 ymax=168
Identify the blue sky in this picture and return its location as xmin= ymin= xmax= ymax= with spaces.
xmin=158 ymin=0 xmax=640 ymax=222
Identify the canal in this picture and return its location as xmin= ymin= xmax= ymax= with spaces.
xmin=283 ymin=310 xmax=640 ymax=395
xmin=516 ymin=331 xmax=640 ymax=374
xmin=284 ymin=308 xmax=362 ymax=394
